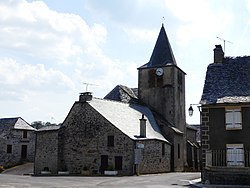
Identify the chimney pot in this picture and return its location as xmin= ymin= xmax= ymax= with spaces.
xmin=79 ymin=92 xmax=93 ymax=102
xmin=213 ymin=45 xmax=224 ymax=64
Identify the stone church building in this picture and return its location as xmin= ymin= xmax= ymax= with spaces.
xmin=34 ymin=25 xmax=190 ymax=175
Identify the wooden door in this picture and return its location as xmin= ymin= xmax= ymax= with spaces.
xmin=100 ymin=155 xmax=108 ymax=174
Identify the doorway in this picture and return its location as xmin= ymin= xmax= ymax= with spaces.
xmin=100 ymin=155 xmax=108 ymax=174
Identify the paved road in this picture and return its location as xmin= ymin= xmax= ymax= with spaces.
xmin=0 ymin=163 xmax=201 ymax=188
xmin=0 ymin=173 xmax=200 ymax=188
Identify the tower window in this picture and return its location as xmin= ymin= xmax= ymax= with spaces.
xmin=148 ymin=69 xmax=163 ymax=88
xmin=148 ymin=70 xmax=155 ymax=88
xmin=157 ymin=77 xmax=163 ymax=87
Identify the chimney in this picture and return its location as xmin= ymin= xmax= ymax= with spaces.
xmin=79 ymin=92 xmax=93 ymax=102
xmin=213 ymin=45 xmax=224 ymax=64
xmin=140 ymin=114 xmax=147 ymax=138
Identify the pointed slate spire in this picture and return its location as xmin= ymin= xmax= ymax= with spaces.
xmin=148 ymin=24 xmax=176 ymax=67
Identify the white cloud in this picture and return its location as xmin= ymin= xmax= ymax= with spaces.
xmin=164 ymin=0 xmax=232 ymax=46
xmin=246 ymin=0 xmax=250 ymax=13
xmin=0 ymin=57 xmax=75 ymax=100
xmin=0 ymin=0 xmax=107 ymax=64
xmin=0 ymin=0 xmax=140 ymax=98
xmin=123 ymin=27 xmax=158 ymax=43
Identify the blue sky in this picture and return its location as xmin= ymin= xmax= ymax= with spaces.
xmin=1 ymin=0 xmax=250 ymax=124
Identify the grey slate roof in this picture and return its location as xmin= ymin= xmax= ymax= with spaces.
xmin=200 ymin=56 xmax=250 ymax=104
xmin=37 ymin=125 xmax=61 ymax=131
xmin=139 ymin=24 xmax=176 ymax=69
xmin=0 ymin=117 xmax=35 ymax=130
xmin=104 ymin=85 xmax=138 ymax=103
xmin=89 ymin=98 xmax=170 ymax=143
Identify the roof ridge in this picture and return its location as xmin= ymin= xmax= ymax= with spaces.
xmin=93 ymin=97 xmax=130 ymax=105
xmin=93 ymin=97 xmax=146 ymax=108
xmin=0 ymin=117 xmax=20 ymax=120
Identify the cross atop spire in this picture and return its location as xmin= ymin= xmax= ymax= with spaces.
xmin=145 ymin=24 xmax=177 ymax=68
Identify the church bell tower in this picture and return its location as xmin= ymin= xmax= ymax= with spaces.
xmin=137 ymin=24 xmax=186 ymax=171
xmin=138 ymin=24 xmax=186 ymax=132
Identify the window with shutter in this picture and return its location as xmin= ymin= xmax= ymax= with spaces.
xmin=225 ymin=108 xmax=242 ymax=130
xmin=226 ymin=144 xmax=244 ymax=167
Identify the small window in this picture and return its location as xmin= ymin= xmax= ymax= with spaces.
xmin=23 ymin=130 xmax=27 ymax=138
xmin=148 ymin=70 xmax=155 ymax=88
xmin=162 ymin=143 xmax=165 ymax=156
xmin=177 ymin=144 xmax=180 ymax=159
xmin=227 ymin=144 xmax=244 ymax=167
xmin=226 ymin=108 xmax=242 ymax=130
xmin=107 ymin=136 xmax=114 ymax=147
xmin=115 ymin=156 xmax=122 ymax=170
xmin=156 ymin=77 xmax=163 ymax=87
xmin=7 ymin=145 xmax=12 ymax=153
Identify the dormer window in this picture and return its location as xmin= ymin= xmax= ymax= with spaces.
xmin=225 ymin=107 xmax=242 ymax=130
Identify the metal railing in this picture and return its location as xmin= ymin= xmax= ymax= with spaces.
xmin=206 ymin=150 xmax=250 ymax=167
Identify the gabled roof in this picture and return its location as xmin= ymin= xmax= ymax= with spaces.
xmin=139 ymin=24 xmax=176 ymax=69
xmin=89 ymin=98 xmax=169 ymax=143
xmin=104 ymin=85 xmax=138 ymax=103
xmin=0 ymin=117 xmax=35 ymax=130
xmin=200 ymin=56 xmax=250 ymax=105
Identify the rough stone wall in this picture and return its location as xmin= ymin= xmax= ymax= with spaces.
xmin=138 ymin=66 xmax=175 ymax=124
xmin=61 ymin=102 xmax=135 ymax=175
xmin=138 ymin=66 xmax=186 ymax=172
xmin=34 ymin=130 xmax=58 ymax=175
xmin=138 ymin=140 xmax=171 ymax=174
xmin=200 ymin=106 xmax=210 ymax=182
xmin=205 ymin=168 xmax=250 ymax=185
xmin=0 ymin=128 xmax=35 ymax=168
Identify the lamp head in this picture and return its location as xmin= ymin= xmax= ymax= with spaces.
xmin=188 ymin=105 xmax=194 ymax=116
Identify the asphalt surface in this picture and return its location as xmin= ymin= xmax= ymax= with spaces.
xmin=1 ymin=163 xmax=202 ymax=188
xmin=2 ymin=163 xmax=34 ymax=175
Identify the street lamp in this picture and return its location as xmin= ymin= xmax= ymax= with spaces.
xmin=188 ymin=105 xmax=194 ymax=116
xmin=188 ymin=104 xmax=201 ymax=116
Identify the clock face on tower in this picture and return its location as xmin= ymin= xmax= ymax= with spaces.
xmin=155 ymin=68 xmax=164 ymax=76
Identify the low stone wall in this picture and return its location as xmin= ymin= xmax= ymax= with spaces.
xmin=204 ymin=167 xmax=250 ymax=185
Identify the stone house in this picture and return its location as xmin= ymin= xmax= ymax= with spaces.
xmin=200 ymin=45 xmax=250 ymax=185
xmin=35 ymin=94 xmax=171 ymax=175
xmin=35 ymin=24 xmax=196 ymax=175
xmin=0 ymin=117 xmax=36 ymax=168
